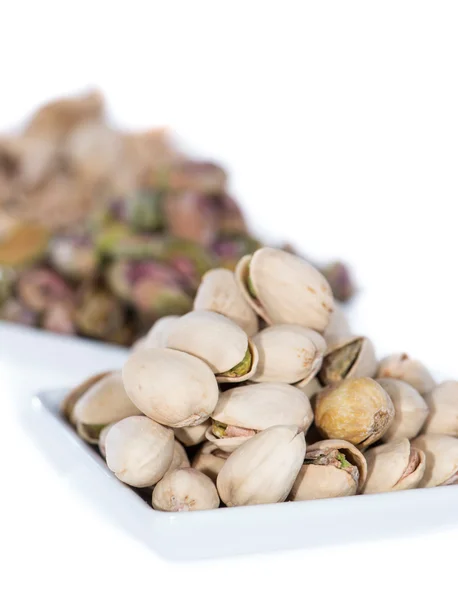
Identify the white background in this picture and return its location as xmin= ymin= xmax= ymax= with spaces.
xmin=1 ymin=1 xmax=457 ymax=598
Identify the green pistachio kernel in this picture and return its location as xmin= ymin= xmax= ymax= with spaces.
xmin=211 ymin=420 xmax=228 ymax=439
xmin=220 ymin=347 xmax=252 ymax=378
xmin=246 ymin=274 xmax=257 ymax=298
xmin=336 ymin=452 xmax=352 ymax=469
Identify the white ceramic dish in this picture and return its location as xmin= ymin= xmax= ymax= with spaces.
xmin=22 ymin=385 xmax=458 ymax=561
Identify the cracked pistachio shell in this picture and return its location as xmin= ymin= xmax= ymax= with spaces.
xmin=423 ymin=381 xmax=458 ymax=436
xmin=192 ymin=442 xmax=230 ymax=483
xmin=411 ymin=434 xmax=458 ymax=487
xmin=251 ymin=325 xmax=325 ymax=386
xmin=166 ymin=310 xmax=258 ymax=383
xmin=377 ymin=378 xmax=429 ymax=442
xmin=315 ymin=378 xmax=395 ymax=448
xmin=216 ymin=425 xmax=306 ymax=506
xmin=318 ymin=335 xmax=377 ymax=386
xmin=235 ymin=248 xmax=334 ymax=332
xmin=377 ymin=353 xmax=435 ymax=395
xmin=105 ymin=416 xmax=174 ymax=487
xmin=122 ymin=348 xmax=219 ymax=427
xmin=324 ymin=302 xmax=351 ymax=345
xmin=363 ymin=438 xmax=426 ymax=494
xmin=61 ymin=371 xmax=111 ymax=423
xmin=98 ymin=423 xmax=115 ymax=459
xmin=290 ymin=439 xmax=367 ymax=501
xmin=152 ymin=468 xmax=220 ymax=512
xmin=164 ymin=440 xmax=191 ymax=476
xmin=173 ymin=419 xmax=210 ymax=446
xmin=193 ymin=268 xmax=258 ymax=336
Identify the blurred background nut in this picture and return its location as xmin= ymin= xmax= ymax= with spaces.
xmin=17 ymin=267 xmax=74 ymax=313
xmin=318 ymin=336 xmax=376 ymax=387
xmin=423 ymin=381 xmax=458 ymax=436
xmin=152 ymin=468 xmax=220 ymax=512
xmin=411 ymin=434 xmax=458 ymax=487
xmin=192 ymin=442 xmax=230 ymax=483
xmin=377 ymin=353 xmax=435 ymax=395
xmin=173 ymin=420 xmax=210 ymax=447
xmin=323 ymin=301 xmax=351 ymax=345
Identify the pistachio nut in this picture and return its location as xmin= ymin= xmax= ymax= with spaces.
xmin=318 ymin=336 xmax=377 ymax=386
xmin=163 ymin=191 xmax=219 ymax=246
xmin=122 ymin=348 xmax=219 ymax=427
xmin=48 ymin=234 xmax=98 ymax=280
xmin=320 ymin=261 xmax=355 ymax=303
xmin=377 ymin=353 xmax=435 ymax=395
xmin=300 ymin=378 xmax=322 ymax=400
xmin=152 ymin=468 xmax=220 ymax=512
xmin=211 ymin=234 xmax=261 ymax=271
xmin=216 ymin=425 xmax=306 ymax=506
xmin=0 ymin=298 xmax=37 ymax=327
xmin=42 ymin=302 xmax=75 ymax=335
xmin=125 ymin=188 xmax=164 ymax=231
xmin=105 ymin=415 xmax=174 ymax=487
xmin=166 ymin=310 xmax=258 ymax=383
xmin=17 ymin=268 xmax=74 ymax=313
xmin=363 ymin=438 xmax=426 ymax=494
xmin=173 ymin=419 xmax=210 ymax=447
xmin=0 ymin=266 xmax=16 ymax=305
xmin=377 ymin=378 xmax=429 ymax=442
xmin=193 ymin=267 xmax=258 ymax=336
xmin=192 ymin=442 xmax=230 ymax=483
xmin=206 ymin=382 xmax=313 ymax=453
xmin=74 ymin=286 xmax=127 ymax=342
xmin=141 ymin=315 xmax=179 ymax=349
xmin=290 ymin=439 xmax=367 ymax=501
xmin=164 ymin=440 xmax=191 ymax=476
xmin=423 ymin=381 xmax=458 ymax=437
xmin=235 ymin=247 xmax=334 ymax=332
xmin=0 ymin=222 xmax=49 ymax=268
xmin=411 ymin=434 xmax=458 ymax=487
xmin=251 ymin=324 xmax=325 ymax=386
xmin=61 ymin=371 xmax=112 ymax=423
xmin=323 ymin=301 xmax=351 ymax=345
xmin=98 ymin=423 xmax=115 ymax=459
xmin=315 ymin=378 xmax=395 ymax=448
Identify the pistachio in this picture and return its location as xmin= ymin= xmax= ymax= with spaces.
xmin=314 ymin=378 xmax=395 ymax=448
xmin=98 ymin=423 xmax=115 ymax=459
xmin=17 ymin=268 xmax=74 ymax=313
xmin=323 ymin=301 xmax=351 ymax=345
xmin=173 ymin=419 xmax=210 ymax=447
xmin=205 ymin=382 xmax=313 ymax=452
xmin=216 ymin=425 xmax=306 ymax=506
xmin=164 ymin=440 xmax=191 ymax=476
xmin=0 ymin=222 xmax=49 ymax=268
xmin=251 ymin=324 xmax=325 ymax=386
xmin=193 ymin=267 xmax=258 ymax=336
xmin=320 ymin=261 xmax=355 ymax=303
xmin=42 ymin=301 xmax=75 ymax=335
xmin=125 ymin=189 xmax=164 ymax=231
xmin=122 ymin=348 xmax=219 ymax=427
xmin=61 ymin=371 xmax=112 ymax=423
xmin=411 ymin=434 xmax=458 ymax=487
xmin=423 ymin=381 xmax=458 ymax=437
xmin=74 ymin=287 xmax=127 ymax=342
xmin=377 ymin=353 xmax=435 ymax=395
xmin=105 ymin=416 xmax=174 ymax=487
xmin=377 ymin=378 xmax=429 ymax=442
xmin=166 ymin=310 xmax=258 ymax=383
xmin=48 ymin=234 xmax=98 ymax=280
xmin=235 ymin=248 xmax=334 ymax=332
xmin=0 ymin=298 xmax=37 ymax=327
xmin=363 ymin=438 xmax=426 ymax=494
xmin=318 ymin=336 xmax=377 ymax=386
xmin=299 ymin=378 xmax=322 ymax=400
xmin=192 ymin=442 xmax=230 ymax=482
xmin=140 ymin=315 xmax=179 ymax=349
xmin=290 ymin=439 xmax=367 ymax=501
xmin=211 ymin=234 xmax=261 ymax=271
xmin=152 ymin=468 xmax=220 ymax=512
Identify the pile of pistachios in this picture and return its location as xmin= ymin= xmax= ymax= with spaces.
xmin=62 ymin=247 xmax=458 ymax=511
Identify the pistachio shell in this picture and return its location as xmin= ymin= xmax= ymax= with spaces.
xmin=193 ymin=268 xmax=259 ymax=335
xmin=377 ymin=353 xmax=435 ymax=395
xmin=235 ymin=248 xmax=334 ymax=332
xmin=299 ymin=378 xmax=322 ymax=399
xmin=318 ymin=336 xmax=377 ymax=386
xmin=122 ymin=348 xmax=219 ymax=427
xmin=363 ymin=438 xmax=426 ymax=494
xmin=105 ymin=416 xmax=174 ymax=487
xmin=423 ymin=381 xmax=458 ymax=436
xmin=324 ymin=301 xmax=351 ymax=344
xmin=61 ymin=371 xmax=112 ymax=423
xmin=142 ymin=315 xmax=179 ymax=349
xmin=98 ymin=423 xmax=115 ymax=458
xmin=192 ymin=442 xmax=229 ymax=482
xmin=377 ymin=378 xmax=429 ymax=442
xmin=411 ymin=434 xmax=458 ymax=487
xmin=315 ymin=378 xmax=395 ymax=448
xmin=164 ymin=440 xmax=191 ymax=476
xmin=251 ymin=325 xmax=325 ymax=386
xmin=173 ymin=420 xmax=210 ymax=446
xmin=216 ymin=425 xmax=306 ymax=506
xmin=152 ymin=468 xmax=220 ymax=512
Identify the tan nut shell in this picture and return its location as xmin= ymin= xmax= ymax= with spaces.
xmin=290 ymin=440 xmax=367 ymax=501
xmin=423 ymin=381 xmax=458 ymax=436
xmin=192 ymin=442 xmax=229 ymax=482
xmin=324 ymin=302 xmax=351 ymax=345
xmin=142 ymin=315 xmax=179 ymax=349
xmin=164 ymin=440 xmax=191 ymax=476
xmin=378 ymin=378 xmax=430 ymax=442
xmin=166 ymin=310 xmax=258 ymax=383
xmin=315 ymin=378 xmax=395 ymax=448
xmin=251 ymin=325 xmax=325 ymax=386
xmin=98 ymin=423 xmax=115 ymax=459
xmin=122 ymin=348 xmax=219 ymax=427
xmin=105 ymin=416 xmax=174 ymax=487
xmin=173 ymin=420 xmax=210 ymax=447
xmin=61 ymin=371 xmax=111 ymax=423
xmin=319 ymin=335 xmax=377 ymax=385
xmin=363 ymin=438 xmax=426 ymax=494
xmin=377 ymin=353 xmax=435 ymax=395
xmin=235 ymin=248 xmax=334 ymax=332
xmin=193 ymin=268 xmax=258 ymax=336
xmin=216 ymin=425 xmax=306 ymax=506
xmin=152 ymin=468 xmax=220 ymax=511
xmin=411 ymin=434 xmax=458 ymax=487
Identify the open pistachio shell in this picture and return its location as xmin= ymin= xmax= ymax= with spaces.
xmin=173 ymin=419 xmax=210 ymax=447
xmin=152 ymin=468 xmax=220 ymax=512
xmin=323 ymin=301 xmax=351 ymax=345
xmin=251 ymin=325 xmax=325 ymax=386
xmin=164 ymin=440 xmax=191 ymax=476
xmin=192 ymin=442 xmax=230 ymax=483
xmin=235 ymin=248 xmax=334 ymax=332
xmin=166 ymin=310 xmax=258 ymax=383
xmin=411 ymin=434 xmax=458 ymax=487
xmin=363 ymin=438 xmax=426 ymax=494
xmin=377 ymin=378 xmax=429 ymax=442
xmin=193 ymin=267 xmax=259 ymax=336
xmin=318 ymin=335 xmax=377 ymax=386
xmin=423 ymin=381 xmax=458 ymax=437
xmin=216 ymin=425 xmax=306 ymax=506
xmin=377 ymin=353 xmax=435 ymax=395
xmin=290 ymin=439 xmax=367 ymax=501
xmin=122 ymin=348 xmax=219 ymax=427
xmin=61 ymin=371 xmax=112 ymax=423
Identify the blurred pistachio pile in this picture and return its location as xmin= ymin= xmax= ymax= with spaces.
xmin=0 ymin=91 xmax=354 ymax=345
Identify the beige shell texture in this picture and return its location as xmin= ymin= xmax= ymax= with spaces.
xmin=318 ymin=336 xmax=377 ymax=386
xmin=193 ymin=267 xmax=258 ymax=336
xmin=192 ymin=442 xmax=229 ymax=482
xmin=411 ymin=434 xmax=458 ymax=488
xmin=423 ymin=381 xmax=458 ymax=437
xmin=152 ymin=468 xmax=220 ymax=511
xmin=122 ymin=348 xmax=219 ymax=427
xmin=376 ymin=353 xmax=435 ymax=395
xmin=164 ymin=440 xmax=191 ymax=476
xmin=235 ymin=248 xmax=334 ymax=332
xmin=251 ymin=324 xmax=325 ymax=385
xmin=377 ymin=378 xmax=430 ymax=442
xmin=98 ymin=423 xmax=115 ymax=459
xmin=173 ymin=420 xmax=210 ymax=447
xmin=142 ymin=315 xmax=180 ymax=349
xmin=61 ymin=371 xmax=111 ymax=423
